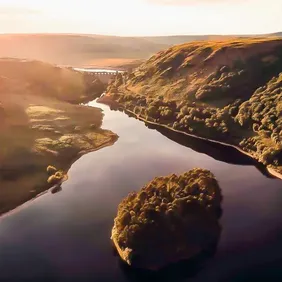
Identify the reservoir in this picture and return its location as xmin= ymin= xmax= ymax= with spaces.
xmin=0 ymin=99 xmax=282 ymax=281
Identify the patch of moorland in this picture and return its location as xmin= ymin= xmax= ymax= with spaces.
xmin=0 ymin=58 xmax=106 ymax=103
xmin=112 ymin=168 xmax=222 ymax=270
xmin=0 ymin=34 xmax=238 ymax=67
xmin=105 ymin=38 xmax=282 ymax=177
xmin=0 ymin=33 xmax=280 ymax=67
xmin=0 ymin=59 xmax=118 ymax=215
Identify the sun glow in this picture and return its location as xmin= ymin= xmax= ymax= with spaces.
xmin=0 ymin=0 xmax=281 ymax=35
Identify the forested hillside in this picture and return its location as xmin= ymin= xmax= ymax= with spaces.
xmin=105 ymin=38 xmax=282 ymax=177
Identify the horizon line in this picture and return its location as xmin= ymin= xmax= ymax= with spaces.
xmin=0 ymin=30 xmax=281 ymax=38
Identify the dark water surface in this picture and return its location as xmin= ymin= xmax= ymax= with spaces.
xmin=0 ymin=100 xmax=282 ymax=282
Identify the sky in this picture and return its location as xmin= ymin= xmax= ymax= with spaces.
xmin=0 ymin=0 xmax=281 ymax=36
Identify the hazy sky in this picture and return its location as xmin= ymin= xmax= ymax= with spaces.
xmin=0 ymin=0 xmax=281 ymax=36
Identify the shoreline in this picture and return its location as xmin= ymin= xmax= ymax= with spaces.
xmin=0 ymin=135 xmax=118 ymax=220
xmin=111 ymin=227 xmax=131 ymax=266
xmin=97 ymin=96 xmax=282 ymax=181
xmin=111 ymin=227 xmax=201 ymax=271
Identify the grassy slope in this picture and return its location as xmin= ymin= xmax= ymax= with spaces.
xmin=123 ymin=38 xmax=282 ymax=102
xmin=106 ymin=37 xmax=282 ymax=176
xmin=0 ymin=59 xmax=118 ymax=215
xmin=0 ymin=33 xmax=280 ymax=68
xmin=0 ymin=58 xmax=107 ymax=103
xmin=0 ymin=34 xmax=168 ymax=67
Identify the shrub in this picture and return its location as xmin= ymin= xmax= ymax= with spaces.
xmin=47 ymin=169 xmax=65 ymax=185
xmin=47 ymin=165 xmax=57 ymax=175
xmin=146 ymin=105 xmax=159 ymax=118
xmin=47 ymin=174 xmax=63 ymax=185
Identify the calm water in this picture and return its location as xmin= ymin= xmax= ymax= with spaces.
xmin=73 ymin=68 xmax=124 ymax=73
xmin=0 ymin=100 xmax=282 ymax=282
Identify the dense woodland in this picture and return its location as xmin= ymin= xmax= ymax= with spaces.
xmin=113 ymin=168 xmax=221 ymax=268
xmin=237 ymin=74 xmax=282 ymax=166
xmin=107 ymin=38 xmax=282 ymax=175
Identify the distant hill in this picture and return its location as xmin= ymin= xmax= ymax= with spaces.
xmin=0 ymin=58 xmax=105 ymax=103
xmin=269 ymin=32 xmax=282 ymax=37
xmin=0 ymin=34 xmax=168 ymax=68
xmin=141 ymin=35 xmax=232 ymax=45
xmin=0 ymin=32 xmax=280 ymax=68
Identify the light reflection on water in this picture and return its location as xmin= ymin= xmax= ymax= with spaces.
xmin=0 ymin=100 xmax=281 ymax=281
xmin=73 ymin=68 xmax=124 ymax=73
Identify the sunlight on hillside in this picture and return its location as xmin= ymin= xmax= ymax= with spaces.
xmin=26 ymin=106 xmax=64 ymax=117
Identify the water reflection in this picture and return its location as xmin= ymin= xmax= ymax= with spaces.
xmin=100 ymin=102 xmax=274 ymax=179
xmin=146 ymin=123 xmax=274 ymax=179
xmin=146 ymin=123 xmax=275 ymax=178
xmin=146 ymin=123 xmax=252 ymax=166
xmin=119 ymin=241 xmax=219 ymax=282
xmin=121 ymin=118 xmax=270 ymax=180
xmin=50 ymin=185 xmax=62 ymax=194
